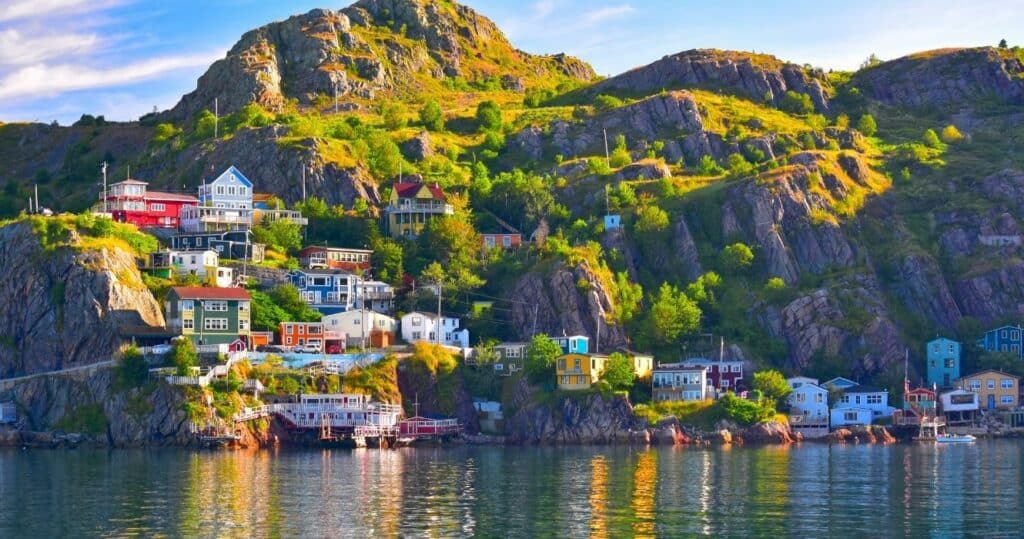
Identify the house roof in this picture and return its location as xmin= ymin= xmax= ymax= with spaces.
xmin=145 ymin=191 xmax=198 ymax=203
xmin=293 ymin=268 xmax=354 ymax=276
xmin=171 ymin=287 xmax=251 ymax=300
xmin=681 ymin=357 xmax=743 ymax=365
xmin=959 ymin=369 xmax=1021 ymax=380
xmin=927 ymin=337 xmax=959 ymax=345
xmin=112 ymin=178 xmax=148 ymax=186
xmin=299 ymin=246 xmax=373 ymax=254
xmin=393 ymin=182 xmax=445 ymax=200
xmin=843 ymin=384 xmax=887 ymax=394
xmin=824 ymin=376 xmax=858 ymax=387
xmin=494 ymin=341 xmax=528 ymax=348
xmin=207 ymin=166 xmax=253 ymax=188
xmin=403 ymin=311 xmax=455 ymax=320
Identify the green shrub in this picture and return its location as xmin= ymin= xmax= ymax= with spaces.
xmin=940 ymin=125 xmax=964 ymax=143
xmin=475 ymin=100 xmax=503 ymax=132
xmin=594 ymin=94 xmax=624 ymax=111
xmin=856 ymin=114 xmax=877 ymax=136
xmin=173 ymin=340 xmax=199 ymax=376
xmin=721 ymin=243 xmax=754 ymax=273
xmin=726 ymin=153 xmax=753 ymax=177
xmin=419 ymin=100 xmax=444 ymax=131
xmin=697 ymin=154 xmax=724 ymax=175
xmin=115 ymin=346 xmax=149 ymax=389
xmin=779 ymin=91 xmax=814 ymax=114
xmin=922 ymin=128 xmax=942 ymax=149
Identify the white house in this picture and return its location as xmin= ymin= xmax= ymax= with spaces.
xmin=787 ymin=376 xmax=820 ymax=390
xmin=940 ymin=388 xmax=980 ymax=425
xmin=357 ymin=280 xmax=395 ymax=313
xmin=322 ymin=310 xmax=398 ymax=346
xmin=652 ymin=365 xmax=708 ymax=402
xmin=400 ymin=311 xmax=469 ymax=348
xmin=830 ymin=384 xmax=895 ymax=428
xmin=170 ymin=249 xmax=219 ymax=277
xmin=788 ymin=382 xmax=830 ymax=438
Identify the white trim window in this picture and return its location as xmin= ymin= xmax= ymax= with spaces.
xmin=238 ymin=319 xmax=249 ymax=331
xmin=183 ymin=319 xmax=194 ymax=330
xmin=206 ymin=301 xmax=228 ymax=312
xmin=149 ymin=203 xmax=166 ymax=212
xmin=1001 ymin=395 xmax=1015 ymax=405
xmin=181 ymin=300 xmax=194 ymax=311
xmin=204 ymin=318 xmax=228 ymax=331
xmin=238 ymin=301 xmax=249 ymax=312
xmin=1001 ymin=379 xmax=1014 ymax=389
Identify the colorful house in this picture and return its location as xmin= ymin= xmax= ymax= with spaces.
xmin=170 ymin=230 xmax=265 ymax=262
xmin=787 ymin=376 xmax=820 ymax=390
xmin=651 ymin=363 xmax=707 ymax=402
xmin=100 ymin=178 xmax=197 ymax=229
xmin=927 ymin=337 xmax=961 ymax=388
xmin=298 ymin=246 xmax=372 ymax=271
xmin=165 ymin=287 xmax=251 ymax=345
xmin=556 ymin=353 xmax=608 ymax=390
xmin=822 ymin=377 xmax=859 ymax=390
xmin=551 ymin=335 xmax=589 ymax=355
xmin=680 ymin=358 xmax=745 ymax=391
xmin=489 ymin=342 xmax=528 ymax=376
xmin=482 ymin=232 xmax=522 ymax=250
xmin=976 ymin=325 xmax=1024 ymax=358
xmin=629 ymin=353 xmax=654 ymax=380
xmin=400 ymin=311 xmax=469 ymax=348
xmin=830 ymin=384 xmax=894 ymax=427
xmin=787 ymin=380 xmax=830 ymax=437
xmin=384 ymin=182 xmax=454 ymax=239
xmin=958 ymin=370 xmax=1020 ymax=410
xmin=357 ymin=280 xmax=395 ymax=313
xmin=180 ymin=166 xmax=254 ymax=232
xmin=279 ymin=322 xmax=345 ymax=353
xmin=321 ymin=310 xmax=398 ymax=348
xmin=894 ymin=387 xmax=938 ymax=426
xmin=289 ymin=269 xmax=357 ymax=315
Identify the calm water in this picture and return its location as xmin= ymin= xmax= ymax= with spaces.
xmin=0 ymin=441 xmax=1022 ymax=537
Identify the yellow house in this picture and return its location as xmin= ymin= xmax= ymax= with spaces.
xmin=631 ymin=354 xmax=654 ymax=380
xmin=385 ymin=182 xmax=454 ymax=239
xmin=557 ymin=353 xmax=608 ymax=390
xmin=958 ymin=370 xmax=1020 ymax=410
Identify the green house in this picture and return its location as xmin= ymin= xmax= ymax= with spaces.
xmin=165 ymin=286 xmax=251 ymax=345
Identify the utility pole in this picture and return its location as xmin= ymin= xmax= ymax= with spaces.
xmin=34 ymin=184 xmax=39 ymax=215
xmin=436 ymin=279 xmax=442 ymax=346
xmin=530 ymin=304 xmax=538 ymax=338
xmin=334 ymin=83 xmax=339 ymax=114
xmin=301 ymin=167 xmax=307 ymax=201
xmin=603 ymin=128 xmax=610 ymax=169
xmin=214 ymin=98 xmax=219 ymax=138
xmin=595 ymin=312 xmax=601 ymax=355
xmin=27 ymin=197 xmax=33 ymax=214
xmin=101 ymin=161 xmax=108 ymax=214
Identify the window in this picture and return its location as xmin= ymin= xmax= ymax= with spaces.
xmin=239 ymin=187 xmax=247 ymax=196
xmin=502 ymin=236 xmax=511 ymax=247
xmin=285 ymin=337 xmax=293 ymax=345
xmin=721 ymin=380 xmax=730 ymax=387
xmin=412 ymin=316 xmax=422 ymax=326
xmin=1001 ymin=379 xmax=1014 ymax=389
xmin=228 ymin=186 xmax=236 ymax=195
xmin=181 ymin=300 xmax=194 ymax=311
xmin=841 ymin=395 xmax=850 ymax=404
xmin=216 ymin=186 xmax=225 ymax=195
xmin=183 ymin=319 xmax=194 ymax=330
xmin=866 ymin=394 xmax=882 ymax=405
xmin=731 ymin=365 xmax=741 ymax=373
xmin=494 ymin=364 xmax=504 ymax=371
xmin=797 ymin=393 xmax=806 ymax=403
xmin=353 ymin=318 xmax=360 ymax=325
xmin=238 ymin=319 xmax=249 ymax=331
xmin=948 ymin=344 xmax=955 ymax=353
xmin=412 ymin=331 xmax=422 ymax=340
xmin=574 ymin=358 xmax=581 ymax=372
xmin=1001 ymin=395 xmax=1015 ymax=404
xmin=855 ymin=395 xmax=862 ymax=404
xmin=988 ymin=379 xmax=996 ymax=389
xmin=970 ymin=379 xmax=981 ymax=390
xmin=149 ymin=203 xmax=165 ymax=212
xmin=944 ymin=359 xmax=955 ymax=368
xmin=238 ymin=301 xmax=249 ymax=312
xmin=206 ymin=301 xmax=228 ymax=312
xmin=204 ymin=318 xmax=228 ymax=331
xmin=484 ymin=236 xmax=495 ymax=248
xmin=844 ymin=411 xmax=858 ymax=421
xmin=815 ymin=394 xmax=823 ymax=403
xmin=507 ymin=348 xmax=521 ymax=358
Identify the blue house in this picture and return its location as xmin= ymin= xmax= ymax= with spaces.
xmin=926 ymin=337 xmax=961 ymax=388
xmin=551 ymin=335 xmax=589 ymax=355
xmin=289 ymin=269 xmax=356 ymax=315
xmin=180 ymin=166 xmax=255 ymax=232
xmin=977 ymin=325 xmax=1024 ymax=358
xmin=171 ymin=230 xmax=265 ymax=262
xmin=604 ymin=215 xmax=621 ymax=230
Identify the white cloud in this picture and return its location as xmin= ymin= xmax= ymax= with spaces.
xmin=0 ymin=0 xmax=122 ymax=22
xmin=0 ymin=52 xmax=221 ymax=100
xmin=580 ymin=5 xmax=634 ymax=26
xmin=532 ymin=0 xmax=556 ymax=19
xmin=0 ymin=29 xmax=99 ymax=65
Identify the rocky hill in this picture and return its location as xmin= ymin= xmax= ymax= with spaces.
xmin=1 ymin=1 xmax=1023 ymax=393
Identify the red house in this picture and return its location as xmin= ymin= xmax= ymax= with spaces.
xmin=102 ymin=179 xmax=197 ymax=229
xmin=298 ymin=246 xmax=373 ymax=271
xmin=680 ymin=358 xmax=745 ymax=391
xmin=482 ymin=233 xmax=522 ymax=250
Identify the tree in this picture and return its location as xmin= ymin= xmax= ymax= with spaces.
xmin=115 ymin=346 xmax=149 ymax=388
xmin=608 ymin=134 xmax=632 ymax=168
xmin=779 ymin=91 xmax=814 ymax=114
xmin=941 ymin=125 xmax=964 ymax=143
xmin=525 ymin=334 xmax=562 ymax=383
xmin=860 ymin=53 xmax=883 ymax=70
xmin=721 ymin=243 xmax=754 ymax=273
xmin=922 ymin=128 xmax=942 ymax=149
xmin=380 ymin=101 xmax=406 ymax=130
xmin=601 ymin=352 xmax=636 ymax=390
xmin=633 ymin=204 xmax=669 ymax=234
xmin=726 ymin=153 xmax=753 ymax=177
xmin=753 ymin=370 xmax=792 ymax=408
xmin=856 ymin=114 xmax=877 ymax=137
xmin=173 ymin=339 xmax=199 ymax=376
xmin=270 ymin=284 xmax=321 ymax=321
xmin=251 ymin=219 xmax=302 ymax=253
xmin=697 ymin=154 xmax=724 ymax=175
xmin=613 ymin=271 xmax=643 ymax=323
xmin=475 ymin=100 xmax=503 ymax=132
xmin=250 ymin=289 xmax=291 ymax=331
xmin=999 ymin=38 xmax=1008 ymax=49
xmin=193 ymin=110 xmax=216 ymax=139
xmin=371 ymin=237 xmax=404 ymax=284
xmin=419 ymin=99 xmax=444 ymax=131
xmin=279 ymin=376 xmax=300 ymax=395
xmin=419 ymin=215 xmax=484 ymax=291
xmin=648 ymin=283 xmax=701 ymax=342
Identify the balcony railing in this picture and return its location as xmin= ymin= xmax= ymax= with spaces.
xmin=256 ymin=209 xmax=308 ymax=226
xmin=386 ymin=202 xmax=454 ymax=214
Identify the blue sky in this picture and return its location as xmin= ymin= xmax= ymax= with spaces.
xmin=1 ymin=0 xmax=1021 ymax=125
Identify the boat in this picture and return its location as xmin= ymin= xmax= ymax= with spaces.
xmin=935 ymin=433 xmax=976 ymax=444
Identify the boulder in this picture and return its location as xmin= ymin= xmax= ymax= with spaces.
xmin=401 ymin=131 xmax=435 ymax=161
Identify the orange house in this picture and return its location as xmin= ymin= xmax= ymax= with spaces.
xmin=279 ymin=322 xmax=345 ymax=352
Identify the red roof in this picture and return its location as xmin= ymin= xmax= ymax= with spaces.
xmin=171 ymin=287 xmax=251 ymax=300
xmin=145 ymin=191 xmax=198 ymax=203
xmin=393 ymin=182 xmax=445 ymax=200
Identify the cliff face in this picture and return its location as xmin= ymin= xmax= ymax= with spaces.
xmin=503 ymin=378 xmax=643 ymax=444
xmin=568 ymin=49 xmax=829 ymax=111
xmin=0 ymin=221 xmax=163 ymax=378
xmin=168 ymin=0 xmax=594 ymax=119
xmin=509 ymin=260 xmax=628 ymax=351
xmin=851 ymin=47 xmax=1024 ymax=108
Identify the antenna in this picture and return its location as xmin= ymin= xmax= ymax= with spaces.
xmin=101 ymin=161 xmax=108 ymax=214
xmin=34 ymin=184 xmax=39 ymax=215
xmin=603 ymin=128 xmax=610 ymax=169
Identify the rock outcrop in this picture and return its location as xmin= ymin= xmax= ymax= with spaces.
xmin=503 ymin=379 xmax=644 ymax=444
xmin=168 ymin=0 xmax=594 ymax=119
xmin=851 ymin=47 xmax=1024 ymax=108
xmin=0 ymin=221 xmax=163 ymax=378
xmin=569 ymin=49 xmax=829 ymax=111
xmin=510 ymin=261 xmax=628 ymax=351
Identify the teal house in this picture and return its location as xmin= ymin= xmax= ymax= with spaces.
xmin=165 ymin=286 xmax=251 ymax=346
xmin=927 ymin=337 xmax=960 ymax=388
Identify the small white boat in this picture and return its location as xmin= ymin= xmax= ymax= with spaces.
xmin=936 ymin=433 xmax=976 ymax=444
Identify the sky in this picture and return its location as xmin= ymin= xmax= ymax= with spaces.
xmin=1 ymin=0 xmax=1022 ymax=125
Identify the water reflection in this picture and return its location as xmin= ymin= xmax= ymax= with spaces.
xmin=1 ymin=442 xmax=1024 ymax=537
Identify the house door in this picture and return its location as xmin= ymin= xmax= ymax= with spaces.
xmin=988 ymin=395 xmax=995 ymax=409
xmin=943 ymin=374 xmax=950 ymax=387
